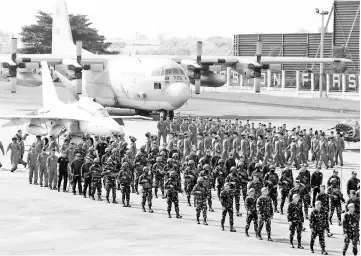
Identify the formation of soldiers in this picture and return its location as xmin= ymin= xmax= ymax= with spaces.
xmin=3 ymin=115 xmax=360 ymax=255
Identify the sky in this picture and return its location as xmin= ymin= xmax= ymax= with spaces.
xmin=0 ymin=0 xmax=335 ymax=40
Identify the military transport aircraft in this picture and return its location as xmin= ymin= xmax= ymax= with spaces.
xmin=0 ymin=61 xmax=124 ymax=140
xmin=0 ymin=0 xmax=352 ymax=119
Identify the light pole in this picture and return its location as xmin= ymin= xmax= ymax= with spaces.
xmin=315 ymin=8 xmax=329 ymax=97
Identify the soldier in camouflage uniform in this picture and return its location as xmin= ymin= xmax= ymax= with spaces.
xmin=237 ymin=161 xmax=249 ymax=202
xmin=90 ymin=158 xmax=103 ymax=201
xmin=279 ymin=166 xmax=294 ymax=214
xmin=342 ymin=203 xmax=359 ymax=256
xmin=184 ymin=159 xmax=198 ymax=207
xmin=152 ymin=156 xmax=165 ymax=198
xmin=309 ymin=201 xmax=328 ymax=255
xmin=264 ymin=165 xmax=279 ymax=213
xmin=287 ymin=194 xmax=304 ymax=249
xmin=198 ymin=164 xmax=214 ymax=212
xmin=192 ymin=177 xmax=209 ymax=225
xmin=288 ymin=180 xmax=306 ymax=219
xmin=133 ymin=162 xmax=144 ymax=194
xmin=74 ymin=142 xmax=86 ymax=161
xmin=220 ymin=182 xmax=236 ymax=232
xmin=118 ymin=162 xmax=133 ymax=207
xmin=164 ymin=171 xmax=183 ymax=219
xmin=245 ymin=188 xmax=258 ymax=237
xmin=256 ymin=187 xmax=273 ymax=241
xmin=102 ymin=160 xmax=118 ymax=204
xmin=138 ymin=166 xmax=154 ymax=213
xmin=316 ymin=185 xmax=333 ymax=237
xmin=225 ymin=166 xmax=242 ymax=216
xmin=213 ymin=159 xmax=227 ymax=199
xmin=345 ymin=190 xmax=360 ymax=220
xmin=247 ymin=175 xmax=263 ymax=201
xmin=296 ymin=166 xmax=311 ymax=219
xmin=329 ymin=187 xmax=345 ymax=226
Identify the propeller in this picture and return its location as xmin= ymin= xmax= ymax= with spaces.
xmin=253 ymin=36 xmax=263 ymax=92
xmin=194 ymin=41 xmax=202 ymax=94
xmin=75 ymin=41 xmax=83 ymax=95
xmin=9 ymin=38 xmax=18 ymax=93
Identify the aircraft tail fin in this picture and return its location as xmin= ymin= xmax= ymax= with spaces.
xmin=41 ymin=61 xmax=63 ymax=108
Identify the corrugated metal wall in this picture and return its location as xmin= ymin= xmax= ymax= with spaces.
xmin=233 ymin=0 xmax=360 ymax=75
xmin=333 ymin=0 xmax=360 ymax=73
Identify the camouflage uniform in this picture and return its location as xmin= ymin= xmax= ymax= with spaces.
xmin=264 ymin=170 xmax=279 ymax=211
xmin=256 ymin=195 xmax=273 ymax=239
xmin=279 ymin=170 xmax=293 ymax=214
xmin=220 ymin=187 xmax=235 ymax=231
xmin=192 ymin=182 xmax=209 ymax=223
xmin=164 ymin=176 xmax=182 ymax=217
xmin=316 ymin=192 xmax=332 ymax=234
xmin=247 ymin=179 xmax=263 ymax=200
xmin=139 ymin=172 xmax=154 ymax=211
xmin=245 ymin=195 xmax=258 ymax=235
xmin=213 ymin=165 xmax=227 ymax=199
xmin=198 ymin=169 xmax=214 ymax=211
xmin=152 ymin=162 xmax=165 ymax=198
xmin=342 ymin=211 xmax=359 ymax=255
xmin=184 ymin=166 xmax=198 ymax=206
xmin=118 ymin=167 xmax=132 ymax=206
xmin=133 ymin=163 xmax=144 ymax=194
xmin=102 ymin=163 xmax=117 ymax=202
xmin=225 ymin=172 xmax=241 ymax=214
xmin=238 ymin=167 xmax=249 ymax=201
xmin=329 ymin=190 xmax=345 ymax=224
xmin=309 ymin=208 xmax=327 ymax=252
xmin=90 ymin=164 xmax=103 ymax=200
xmin=296 ymin=170 xmax=311 ymax=216
xmin=287 ymin=201 xmax=304 ymax=246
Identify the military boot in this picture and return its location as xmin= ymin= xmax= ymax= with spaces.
xmin=83 ymin=194 xmax=87 ymax=198
xmin=187 ymin=197 xmax=191 ymax=207
xmin=131 ymin=185 xmax=135 ymax=193
xmin=112 ymin=199 xmax=118 ymax=204
xmin=230 ymin=225 xmax=236 ymax=232
xmin=297 ymin=243 xmax=304 ymax=249
xmin=91 ymin=195 xmax=95 ymax=200
xmin=310 ymin=245 xmax=314 ymax=253
xmin=142 ymin=205 xmax=146 ymax=212
xmin=290 ymin=242 xmax=294 ymax=248
xmin=221 ymin=220 xmax=225 ymax=231
xmin=321 ymin=250 xmax=328 ymax=255
xmin=209 ymin=207 xmax=214 ymax=212
xmin=98 ymin=196 xmax=103 ymax=201
xmin=122 ymin=201 xmax=126 ymax=207
xmin=176 ymin=213 xmax=182 ymax=219
xmin=267 ymin=235 xmax=273 ymax=241
xmin=161 ymin=190 xmax=164 ymax=198
xmin=148 ymin=207 xmax=154 ymax=213
xmin=197 ymin=216 xmax=200 ymax=224
xmin=203 ymin=218 xmax=208 ymax=225
xmin=126 ymin=201 xmax=131 ymax=207
xmin=106 ymin=197 xmax=110 ymax=203
xmin=168 ymin=212 xmax=172 ymax=218
xmin=256 ymin=233 xmax=262 ymax=240
xmin=245 ymin=227 xmax=250 ymax=237
xmin=236 ymin=211 xmax=242 ymax=217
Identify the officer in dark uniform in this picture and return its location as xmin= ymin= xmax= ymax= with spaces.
xmin=256 ymin=187 xmax=273 ymax=241
xmin=245 ymin=188 xmax=258 ymax=237
xmin=309 ymin=201 xmax=328 ymax=255
xmin=342 ymin=203 xmax=359 ymax=256
xmin=138 ymin=166 xmax=154 ymax=213
xmin=220 ymin=182 xmax=236 ymax=232
xmin=70 ymin=153 xmax=84 ymax=195
xmin=81 ymin=156 xmax=93 ymax=198
xmin=346 ymin=171 xmax=360 ymax=196
xmin=57 ymin=152 xmax=69 ymax=192
xmin=164 ymin=171 xmax=183 ymax=219
xmin=279 ymin=166 xmax=294 ymax=214
xmin=311 ymin=167 xmax=323 ymax=207
xmin=89 ymin=158 xmax=103 ymax=201
xmin=264 ymin=165 xmax=279 ymax=213
xmin=287 ymin=194 xmax=304 ymax=249
xmin=192 ymin=177 xmax=209 ymax=225
xmin=225 ymin=166 xmax=242 ymax=216
xmin=316 ymin=185 xmax=333 ymax=237
xmin=102 ymin=160 xmax=118 ymax=203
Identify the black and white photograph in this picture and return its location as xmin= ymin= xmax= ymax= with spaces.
xmin=0 ymin=0 xmax=360 ymax=255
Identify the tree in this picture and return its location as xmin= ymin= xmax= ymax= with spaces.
xmin=20 ymin=11 xmax=118 ymax=54
xmin=331 ymin=45 xmax=349 ymax=73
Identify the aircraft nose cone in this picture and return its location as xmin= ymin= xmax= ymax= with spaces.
xmin=166 ymin=82 xmax=190 ymax=109
xmin=93 ymin=118 xmax=123 ymax=135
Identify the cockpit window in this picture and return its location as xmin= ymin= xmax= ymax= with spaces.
xmin=172 ymin=68 xmax=181 ymax=75
xmin=95 ymin=109 xmax=110 ymax=117
xmin=165 ymin=69 xmax=172 ymax=75
xmin=179 ymin=68 xmax=185 ymax=75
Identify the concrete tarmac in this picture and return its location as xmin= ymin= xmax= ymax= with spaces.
xmin=0 ymin=84 xmax=359 ymax=255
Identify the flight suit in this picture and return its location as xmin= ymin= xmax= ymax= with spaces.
xmin=27 ymin=151 xmax=38 ymax=184
xmin=256 ymin=195 xmax=273 ymax=238
xmin=342 ymin=212 xmax=359 ymax=255
xmin=183 ymin=137 xmax=192 ymax=161
xmin=289 ymin=141 xmax=299 ymax=168
xmin=273 ymin=139 xmax=283 ymax=167
xmin=188 ymin=123 xmax=197 ymax=145
xmin=297 ymin=139 xmax=307 ymax=165
xmin=245 ymin=195 xmax=258 ymax=234
xmin=327 ymin=140 xmax=337 ymax=167
xmin=318 ymin=139 xmax=329 ymax=168
xmin=335 ymin=136 xmax=344 ymax=165
xmin=287 ymin=201 xmax=304 ymax=246
xmin=46 ymin=155 xmax=58 ymax=189
xmin=256 ymin=140 xmax=264 ymax=162
xmin=7 ymin=142 xmax=21 ymax=172
xmin=34 ymin=139 xmax=44 ymax=156
xmin=221 ymin=139 xmax=229 ymax=160
xmin=249 ymin=140 xmax=257 ymax=160
xmin=263 ymin=141 xmax=271 ymax=165
xmin=157 ymin=120 xmax=167 ymax=144
xmin=49 ymin=139 xmax=59 ymax=152
xmin=37 ymin=152 xmax=49 ymax=186
xmin=232 ymin=137 xmax=241 ymax=160
xmin=309 ymin=209 xmax=327 ymax=252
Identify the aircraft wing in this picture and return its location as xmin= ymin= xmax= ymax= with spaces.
xmin=0 ymin=115 xmax=89 ymax=128
xmin=111 ymin=115 xmax=153 ymax=120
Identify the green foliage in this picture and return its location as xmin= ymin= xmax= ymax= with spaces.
xmin=19 ymin=11 xmax=118 ymax=54
xmin=268 ymin=46 xmax=281 ymax=57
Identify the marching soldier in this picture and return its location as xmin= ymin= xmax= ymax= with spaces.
xmin=214 ymin=159 xmax=227 ymax=199
xmin=118 ymin=162 xmax=133 ymax=207
xmin=220 ymin=182 xmax=236 ymax=232
xmin=184 ymin=159 xmax=198 ymax=207
xmin=89 ymin=158 xmax=103 ymax=201
xmin=311 ymin=167 xmax=323 ymax=208
xmin=138 ymin=166 xmax=154 ymax=213
xmin=309 ymin=201 xmax=328 ymax=255
xmin=245 ymin=188 xmax=258 ymax=237
xmin=287 ymin=194 xmax=304 ymax=249
xmin=279 ymin=166 xmax=294 ymax=214
xmin=264 ymin=165 xmax=279 ymax=213
xmin=296 ymin=166 xmax=311 ymax=218
xmin=256 ymin=187 xmax=273 ymax=241
xmin=329 ymin=187 xmax=345 ymax=226
xmin=316 ymin=185 xmax=333 ymax=237
xmin=342 ymin=203 xmax=359 ymax=256
xmin=248 ymin=174 xmax=263 ymax=201
xmin=225 ymin=166 xmax=242 ymax=216
xmin=164 ymin=171 xmax=183 ymax=219
xmin=152 ymin=156 xmax=165 ymax=198
xmin=102 ymin=160 xmax=118 ymax=204
xmin=192 ymin=177 xmax=209 ymax=225
xmin=335 ymin=132 xmax=344 ymax=166
xmin=198 ymin=164 xmax=214 ymax=212
xmin=237 ymin=161 xmax=249 ymax=202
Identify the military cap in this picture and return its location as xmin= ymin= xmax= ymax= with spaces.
xmin=347 ymin=203 xmax=355 ymax=209
xmin=261 ymin=187 xmax=268 ymax=192
xmin=94 ymin=158 xmax=100 ymax=163
xmin=352 ymin=171 xmax=357 ymax=175
xmin=145 ymin=132 xmax=151 ymax=137
xmin=248 ymin=188 xmax=255 ymax=194
xmin=233 ymin=131 xmax=238 ymax=136
xmin=333 ymin=169 xmax=339 ymax=173
xmin=255 ymin=163 xmax=261 ymax=168
xmin=100 ymin=136 xmax=105 ymax=140
xmin=230 ymin=166 xmax=237 ymax=172
xmin=269 ymin=165 xmax=276 ymax=170
xmin=49 ymin=134 xmax=54 ymax=138
xmin=224 ymin=132 xmax=229 ymax=136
